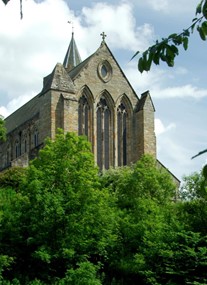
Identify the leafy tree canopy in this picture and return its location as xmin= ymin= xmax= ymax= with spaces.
xmin=0 ymin=131 xmax=117 ymax=284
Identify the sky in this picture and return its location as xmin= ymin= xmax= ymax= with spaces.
xmin=0 ymin=0 xmax=206 ymax=181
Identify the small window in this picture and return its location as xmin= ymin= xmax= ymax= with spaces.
xmin=101 ymin=65 xmax=108 ymax=77
xmin=98 ymin=60 xmax=112 ymax=82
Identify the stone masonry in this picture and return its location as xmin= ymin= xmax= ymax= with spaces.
xmin=0 ymin=37 xmax=157 ymax=172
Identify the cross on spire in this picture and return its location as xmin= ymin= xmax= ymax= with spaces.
xmin=100 ymin=32 xmax=107 ymax=41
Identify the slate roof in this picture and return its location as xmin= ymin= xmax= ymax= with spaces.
xmin=68 ymin=53 xmax=94 ymax=80
xmin=5 ymin=95 xmax=40 ymax=134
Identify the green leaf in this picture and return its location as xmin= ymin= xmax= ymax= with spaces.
xmin=197 ymin=25 xmax=206 ymax=40
xmin=166 ymin=57 xmax=174 ymax=67
xmin=196 ymin=0 xmax=204 ymax=15
xmin=183 ymin=37 xmax=189 ymax=50
xmin=160 ymin=54 xmax=167 ymax=62
xmin=202 ymin=0 xmax=207 ymax=19
xmin=145 ymin=52 xmax=153 ymax=72
xmin=138 ymin=57 xmax=144 ymax=73
xmin=172 ymin=35 xmax=183 ymax=45
xmin=168 ymin=33 xmax=178 ymax=40
xmin=183 ymin=29 xmax=190 ymax=37
xmin=201 ymin=21 xmax=207 ymax=35
xmin=153 ymin=52 xmax=160 ymax=65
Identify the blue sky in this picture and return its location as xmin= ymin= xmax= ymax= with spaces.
xmin=0 ymin=0 xmax=206 ymax=181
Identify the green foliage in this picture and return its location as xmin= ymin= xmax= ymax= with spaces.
xmin=133 ymin=0 xmax=207 ymax=72
xmin=0 ymin=118 xmax=6 ymax=142
xmin=0 ymin=131 xmax=117 ymax=284
xmin=100 ymin=155 xmax=177 ymax=284
xmin=101 ymin=155 xmax=176 ymax=205
xmin=180 ymin=169 xmax=207 ymax=201
xmin=2 ymin=134 xmax=207 ymax=284
xmin=58 ymin=262 xmax=102 ymax=285
xmin=0 ymin=167 xmax=27 ymax=191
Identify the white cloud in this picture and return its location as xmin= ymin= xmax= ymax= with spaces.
xmin=0 ymin=93 xmax=36 ymax=118
xmin=80 ymin=2 xmax=155 ymax=52
xmin=157 ymin=133 xmax=206 ymax=180
xmin=155 ymin=118 xmax=176 ymax=136
xmin=0 ymin=0 xmax=157 ymax=117
xmin=148 ymin=0 xmax=169 ymax=12
xmin=135 ymin=0 xmax=198 ymax=14
xmin=124 ymin=62 xmax=207 ymax=99
xmin=0 ymin=0 xmax=74 ymax=101
xmin=152 ymin=85 xmax=207 ymax=99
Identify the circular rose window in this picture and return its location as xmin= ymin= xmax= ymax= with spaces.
xmin=98 ymin=60 xmax=112 ymax=82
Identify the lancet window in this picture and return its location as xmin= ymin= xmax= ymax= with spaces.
xmin=6 ymin=145 xmax=10 ymax=166
xmin=34 ymin=130 xmax=39 ymax=147
xmin=117 ymin=100 xmax=130 ymax=166
xmin=15 ymin=140 xmax=20 ymax=158
xmin=96 ymin=96 xmax=113 ymax=170
xmin=78 ymin=94 xmax=92 ymax=142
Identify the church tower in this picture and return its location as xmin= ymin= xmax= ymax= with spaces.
xmin=0 ymin=32 xmax=156 ymax=171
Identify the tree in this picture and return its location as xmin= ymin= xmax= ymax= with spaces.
xmin=100 ymin=155 xmax=178 ymax=284
xmin=132 ymin=0 xmax=207 ymax=73
xmin=180 ymin=171 xmax=207 ymax=200
xmin=0 ymin=117 xmax=6 ymax=142
xmin=0 ymin=131 xmax=117 ymax=284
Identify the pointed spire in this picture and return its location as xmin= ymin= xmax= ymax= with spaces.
xmin=63 ymin=30 xmax=82 ymax=72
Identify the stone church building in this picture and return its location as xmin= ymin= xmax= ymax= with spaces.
xmin=0 ymin=32 xmax=158 ymax=172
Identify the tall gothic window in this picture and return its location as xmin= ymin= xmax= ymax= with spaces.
xmin=24 ymin=139 xmax=27 ymax=153
xmin=117 ymin=102 xmax=127 ymax=166
xmin=96 ymin=96 xmax=112 ymax=170
xmin=34 ymin=130 xmax=39 ymax=147
xmin=6 ymin=145 xmax=10 ymax=166
xmin=78 ymin=94 xmax=91 ymax=140
xmin=15 ymin=140 xmax=20 ymax=158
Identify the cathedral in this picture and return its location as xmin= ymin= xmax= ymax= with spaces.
xmin=0 ymin=32 xmax=159 ymax=173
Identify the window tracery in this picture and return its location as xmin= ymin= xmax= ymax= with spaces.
xmin=96 ymin=96 xmax=113 ymax=170
xmin=117 ymin=102 xmax=127 ymax=166
xmin=78 ymin=95 xmax=89 ymax=137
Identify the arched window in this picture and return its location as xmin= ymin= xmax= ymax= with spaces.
xmin=23 ymin=132 xmax=28 ymax=153
xmin=15 ymin=140 xmax=20 ymax=158
xmin=78 ymin=92 xmax=93 ymax=143
xmin=78 ymin=95 xmax=89 ymax=137
xmin=117 ymin=96 xmax=132 ymax=166
xmin=6 ymin=145 xmax=10 ymax=166
xmin=96 ymin=95 xmax=113 ymax=170
xmin=34 ymin=130 xmax=39 ymax=147
xmin=24 ymin=139 xmax=27 ymax=153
